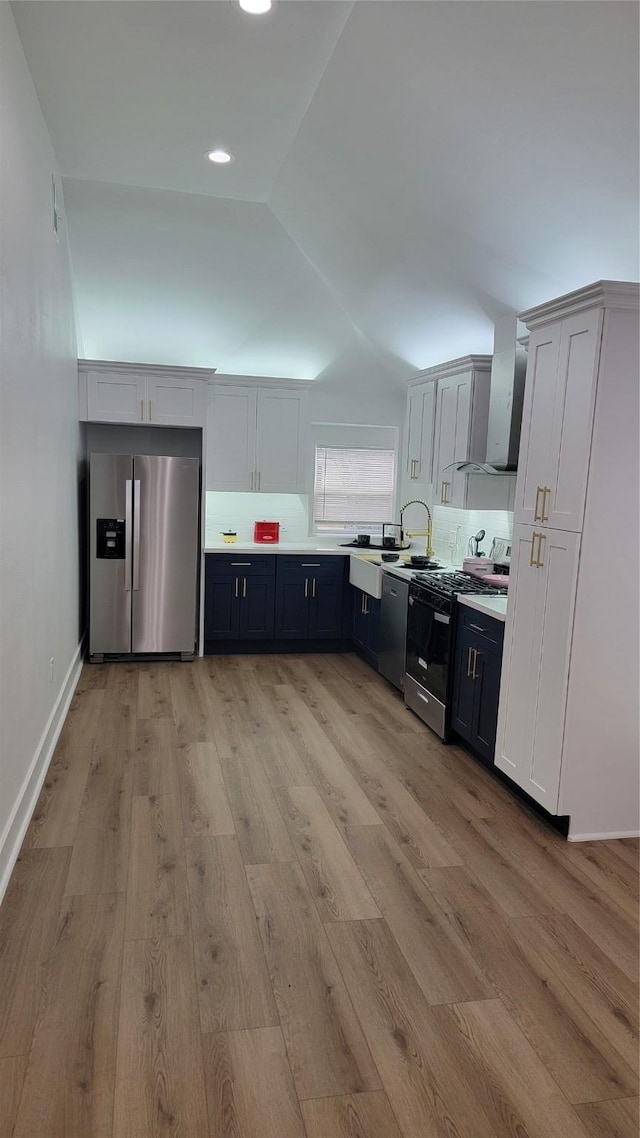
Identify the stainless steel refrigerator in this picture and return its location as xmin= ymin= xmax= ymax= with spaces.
xmin=89 ymin=453 xmax=200 ymax=660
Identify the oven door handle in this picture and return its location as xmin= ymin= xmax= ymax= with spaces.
xmin=434 ymin=612 xmax=450 ymax=624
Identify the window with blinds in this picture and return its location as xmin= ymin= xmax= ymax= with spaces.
xmin=313 ymin=446 xmax=396 ymax=531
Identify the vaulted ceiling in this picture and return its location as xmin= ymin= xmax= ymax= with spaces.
xmin=13 ymin=0 xmax=640 ymax=381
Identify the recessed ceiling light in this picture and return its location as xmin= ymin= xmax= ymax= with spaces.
xmin=239 ymin=0 xmax=272 ymax=13
xmin=206 ymin=149 xmax=234 ymax=165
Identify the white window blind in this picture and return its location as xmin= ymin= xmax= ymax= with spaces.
xmin=313 ymin=446 xmax=396 ymax=529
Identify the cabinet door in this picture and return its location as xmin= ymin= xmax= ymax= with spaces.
xmin=352 ymin=588 xmax=368 ymax=648
xmin=472 ymin=647 xmax=502 ymax=764
xmin=147 ymin=375 xmax=204 ymax=427
xmin=309 ymin=576 xmax=345 ymax=639
xmin=204 ymin=573 xmax=240 ymax=644
xmin=450 ymin=624 xmax=477 ymax=744
xmin=405 ymin=381 xmax=436 ymax=484
xmin=546 ymin=310 xmax=603 ymax=531
xmin=495 ymin=524 xmax=580 ymax=811
xmin=433 ymin=371 xmax=472 ymax=507
xmin=86 ymin=370 xmax=146 ymax=424
xmin=256 ymin=389 xmax=308 ymax=493
xmin=207 ymin=386 xmax=257 ymax=492
xmin=514 ymin=310 xmax=602 ymax=531
xmin=366 ymin=596 xmax=381 ymax=659
xmin=513 ymin=326 xmax=561 ymax=527
xmin=238 ymin=575 xmax=275 ymax=640
xmin=274 ymin=575 xmax=309 ymax=638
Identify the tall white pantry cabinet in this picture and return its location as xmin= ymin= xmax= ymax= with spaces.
xmin=495 ymin=281 xmax=639 ymax=840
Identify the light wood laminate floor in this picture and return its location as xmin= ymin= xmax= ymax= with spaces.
xmin=1 ymin=654 xmax=638 ymax=1138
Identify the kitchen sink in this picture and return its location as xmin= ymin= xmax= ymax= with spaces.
xmin=349 ymin=555 xmax=383 ymax=598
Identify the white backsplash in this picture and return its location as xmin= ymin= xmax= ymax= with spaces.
xmin=431 ymin=506 xmax=513 ymax=566
xmin=205 ymin=491 xmax=310 ymax=544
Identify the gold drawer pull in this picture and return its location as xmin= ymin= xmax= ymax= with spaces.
xmin=541 ymin=487 xmax=550 ymax=523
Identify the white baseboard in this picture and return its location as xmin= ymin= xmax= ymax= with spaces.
xmin=0 ymin=638 xmax=85 ymax=906
xmin=567 ymin=829 xmax=640 ymax=842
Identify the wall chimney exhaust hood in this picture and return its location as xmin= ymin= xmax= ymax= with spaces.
xmin=453 ymin=314 xmax=527 ymax=475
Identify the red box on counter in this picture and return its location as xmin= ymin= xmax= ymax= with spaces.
xmin=254 ymin=521 xmax=280 ymax=543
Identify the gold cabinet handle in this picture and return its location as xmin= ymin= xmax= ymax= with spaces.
xmin=467 ymin=646 xmax=474 ymax=677
xmin=541 ymin=487 xmax=550 ymax=523
xmin=534 ymin=486 xmax=542 ymax=521
xmin=312 ymin=578 xmax=316 ymax=599
xmin=140 ymin=398 xmax=144 ymax=422
xmin=472 ymin=648 xmax=478 ymax=679
xmin=257 ymin=471 xmax=260 ymax=491
xmin=530 ymin=532 xmax=545 ymax=568
xmin=149 ymin=399 xmax=152 ymax=420
xmin=235 ymin=577 xmax=239 ymax=598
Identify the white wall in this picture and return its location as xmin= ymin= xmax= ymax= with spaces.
xmin=0 ymin=4 xmax=82 ymax=898
xmin=309 ymin=337 xmax=407 ymax=427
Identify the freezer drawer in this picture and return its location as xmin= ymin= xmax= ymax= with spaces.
xmin=378 ymin=574 xmax=409 ymax=691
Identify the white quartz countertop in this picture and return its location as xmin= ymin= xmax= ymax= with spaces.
xmin=203 ymin=541 xmax=356 ymax=554
xmin=458 ymin=594 xmax=508 ymax=622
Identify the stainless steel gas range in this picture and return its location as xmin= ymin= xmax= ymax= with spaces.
xmin=405 ymin=571 xmax=506 ymax=740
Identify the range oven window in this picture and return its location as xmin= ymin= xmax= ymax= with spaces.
xmin=406 ymin=592 xmax=451 ymax=705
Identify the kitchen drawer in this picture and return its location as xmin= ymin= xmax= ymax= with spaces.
xmin=206 ymin=553 xmax=276 ymax=576
xmin=459 ymin=608 xmax=504 ymax=652
xmin=276 ymin=555 xmax=346 ymax=578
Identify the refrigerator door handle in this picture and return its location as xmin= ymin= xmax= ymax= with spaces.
xmin=124 ymin=479 xmax=133 ymax=591
xmin=133 ymin=479 xmax=141 ymax=590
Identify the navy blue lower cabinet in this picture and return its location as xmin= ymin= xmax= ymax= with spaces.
xmin=451 ymin=624 xmax=477 ymax=740
xmin=204 ymin=572 xmax=240 ymax=642
xmin=275 ymin=557 xmax=347 ymax=640
xmin=352 ymin=588 xmax=368 ymax=648
xmin=451 ymin=609 xmax=504 ymax=764
xmin=351 ymin=587 xmax=381 ymax=668
xmin=367 ymin=596 xmax=381 ymax=659
xmin=309 ymin=575 xmax=345 ymax=638
xmin=238 ymin=575 xmax=275 ymax=639
xmin=473 ymin=648 xmax=503 ymax=760
xmin=206 ymin=552 xmax=350 ymax=651
xmin=205 ymin=554 xmax=275 ymax=649
xmin=274 ymin=575 xmax=309 ymax=638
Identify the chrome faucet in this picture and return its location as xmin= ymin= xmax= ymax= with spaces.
xmin=400 ymin=499 xmax=434 ymax=559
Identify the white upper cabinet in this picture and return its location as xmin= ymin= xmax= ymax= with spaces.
xmin=402 ymin=357 xmax=515 ymax=512
xmin=146 ymin=373 xmax=205 ymax=427
xmin=207 ymin=385 xmax=257 ymax=492
xmin=433 ymin=369 xmax=474 ymax=508
xmin=81 ymin=362 xmax=211 ymax=427
xmin=86 ymin=369 xmax=147 ymax=424
xmin=256 ymin=388 xmax=308 ymax=493
xmin=514 ymin=307 xmax=603 ymax=532
xmin=207 ymin=381 xmax=309 ymax=494
xmin=495 ymin=523 xmax=581 ymax=812
xmin=404 ymin=379 xmax=436 ymax=486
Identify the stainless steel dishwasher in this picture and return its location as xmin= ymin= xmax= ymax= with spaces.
xmin=378 ymin=574 xmax=409 ymax=691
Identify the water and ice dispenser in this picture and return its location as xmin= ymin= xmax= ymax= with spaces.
xmin=96 ymin=518 xmax=125 ymax=559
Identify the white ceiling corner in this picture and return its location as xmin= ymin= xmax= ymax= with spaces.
xmin=13 ymin=0 xmax=640 ymax=379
